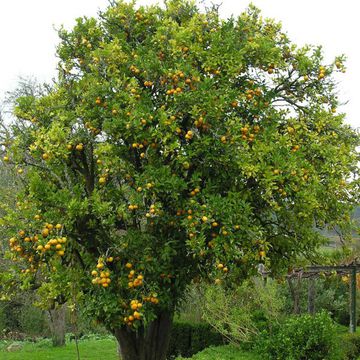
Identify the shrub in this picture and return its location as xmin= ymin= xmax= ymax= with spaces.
xmin=176 ymin=344 xmax=260 ymax=360
xmin=202 ymin=279 xmax=284 ymax=346
xmin=18 ymin=303 xmax=48 ymax=336
xmin=257 ymin=311 xmax=342 ymax=360
xmin=167 ymin=321 xmax=225 ymax=359
xmin=340 ymin=332 xmax=360 ymax=360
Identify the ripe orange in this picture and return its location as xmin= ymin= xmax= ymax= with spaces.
xmin=42 ymin=228 xmax=49 ymax=238
xmin=133 ymin=311 xmax=141 ymax=320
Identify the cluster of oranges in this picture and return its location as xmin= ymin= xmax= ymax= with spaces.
xmin=189 ymin=187 xmax=200 ymax=197
xmin=245 ymin=88 xmax=263 ymax=101
xmin=214 ymin=263 xmax=230 ymax=285
xmin=129 ymin=64 xmax=140 ymax=75
xmin=318 ymin=66 xmax=326 ymax=80
xmin=37 ymin=223 xmax=65 ymax=256
xmin=193 ymin=116 xmax=209 ymax=131
xmin=124 ymin=300 xmax=143 ymax=326
xmin=91 ymin=270 xmax=111 ymax=288
xmin=143 ymin=80 xmax=153 ymax=87
xmin=9 ymin=236 xmax=26 ymax=254
xmin=163 ymin=70 xmax=198 ymax=95
xmin=143 ymin=294 xmax=159 ymax=305
xmin=85 ymin=121 xmax=101 ymax=135
xmin=145 ymin=204 xmax=159 ymax=218
xmin=240 ymin=125 xmax=258 ymax=142
xmin=216 ymin=263 xmax=229 ymax=273
xmin=98 ymin=172 xmax=109 ymax=185
xmin=124 ymin=294 xmax=159 ymax=326
xmin=127 ymin=263 xmax=144 ymax=288
xmin=91 ymin=257 xmax=114 ymax=288
xmin=184 ymin=130 xmax=193 ymax=140
xmin=36 ymin=237 xmax=66 ymax=256
xmin=128 ymin=204 xmax=139 ymax=211
xmin=8 ymin=223 xmax=66 ymax=274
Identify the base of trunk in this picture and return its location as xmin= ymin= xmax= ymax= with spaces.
xmin=48 ymin=304 xmax=66 ymax=347
xmin=114 ymin=312 xmax=172 ymax=360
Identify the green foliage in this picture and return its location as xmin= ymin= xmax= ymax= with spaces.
xmin=175 ymin=282 xmax=206 ymax=323
xmin=0 ymin=293 xmax=48 ymax=338
xmin=202 ymin=279 xmax=284 ymax=345
xmin=168 ymin=320 xmax=224 ymax=358
xmin=280 ymin=275 xmax=351 ymax=326
xmin=176 ymin=344 xmax=261 ymax=360
xmin=0 ymin=0 xmax=359 ymax=343
xmin=340 ymin=332 xmax=360 ymax=360
xmin=256 ymin=311 xmax=342 ymax=360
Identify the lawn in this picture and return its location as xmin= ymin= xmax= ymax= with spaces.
xmin=0 ymin=339 xmax=261 ymax=360
xmin=0 ymin=337 xmax=118 ymax=360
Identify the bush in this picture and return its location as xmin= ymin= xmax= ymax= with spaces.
xmin=202 ymin=279 xmax=284 ymax=346
xmin=340 ymin=332 xmax=360 ymax=360
xmin=176 ymin=344 xmax=260 ymax=360
xmin=256 ymin=311 xmax=342 ymax=360
xmin=167 ymin=321 xmax=225 ymax=359
xmin=0 ymin=293 xmax=48 ymax=338
xmin=18 ymin=303 xmax=48 ymax=336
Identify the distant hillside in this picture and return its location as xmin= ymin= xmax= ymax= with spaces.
xmin=319 ymin=206 xmax=360 ymax=247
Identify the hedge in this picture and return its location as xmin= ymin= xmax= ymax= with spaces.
xmin=167 ymin=321 xmax=225 ymax=358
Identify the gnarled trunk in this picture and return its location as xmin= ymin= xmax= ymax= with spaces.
xmin=113 ymin=312 xmax=172 ymax=360
xmin=48 ymin=303 xmax=66 ymax=347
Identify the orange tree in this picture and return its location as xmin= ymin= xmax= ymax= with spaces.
xmin=0 ymin=1 xmax=359 ymax=359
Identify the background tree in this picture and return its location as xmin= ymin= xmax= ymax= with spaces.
xmin=0 ymin=1 xmax=359 ymax=359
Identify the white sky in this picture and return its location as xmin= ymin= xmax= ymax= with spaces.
xmin=0 ymin=0 xmax=359 ymax=128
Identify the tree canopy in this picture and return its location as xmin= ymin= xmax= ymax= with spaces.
xmin=0 ymin=0 xmax=359 ymax=358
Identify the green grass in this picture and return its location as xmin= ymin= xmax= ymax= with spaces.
xmin=176 ymin=345 xmax=261 ymax=360
xmin=0 ymin=339 xmax=260 ymax=360
xmin=0 ymin=337 xmax=118 ymax=360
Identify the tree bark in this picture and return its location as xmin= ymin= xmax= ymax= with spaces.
xmin=48 ymin=303 xmax=66 ymax=347
xmin=113 ymin=312 xmax=172 ymax=360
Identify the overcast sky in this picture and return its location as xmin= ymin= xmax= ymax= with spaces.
xmin=0 ymin=0 xmax=359 ymax=128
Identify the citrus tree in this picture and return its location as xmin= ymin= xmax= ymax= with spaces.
xmin=1 ymin=1 xmax=359 ymax=359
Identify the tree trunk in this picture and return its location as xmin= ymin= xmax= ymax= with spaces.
xmin=48 ymin=303 xmax=66 ymax=347
xmin=113 ymin=312 xmax=172 ymax=360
